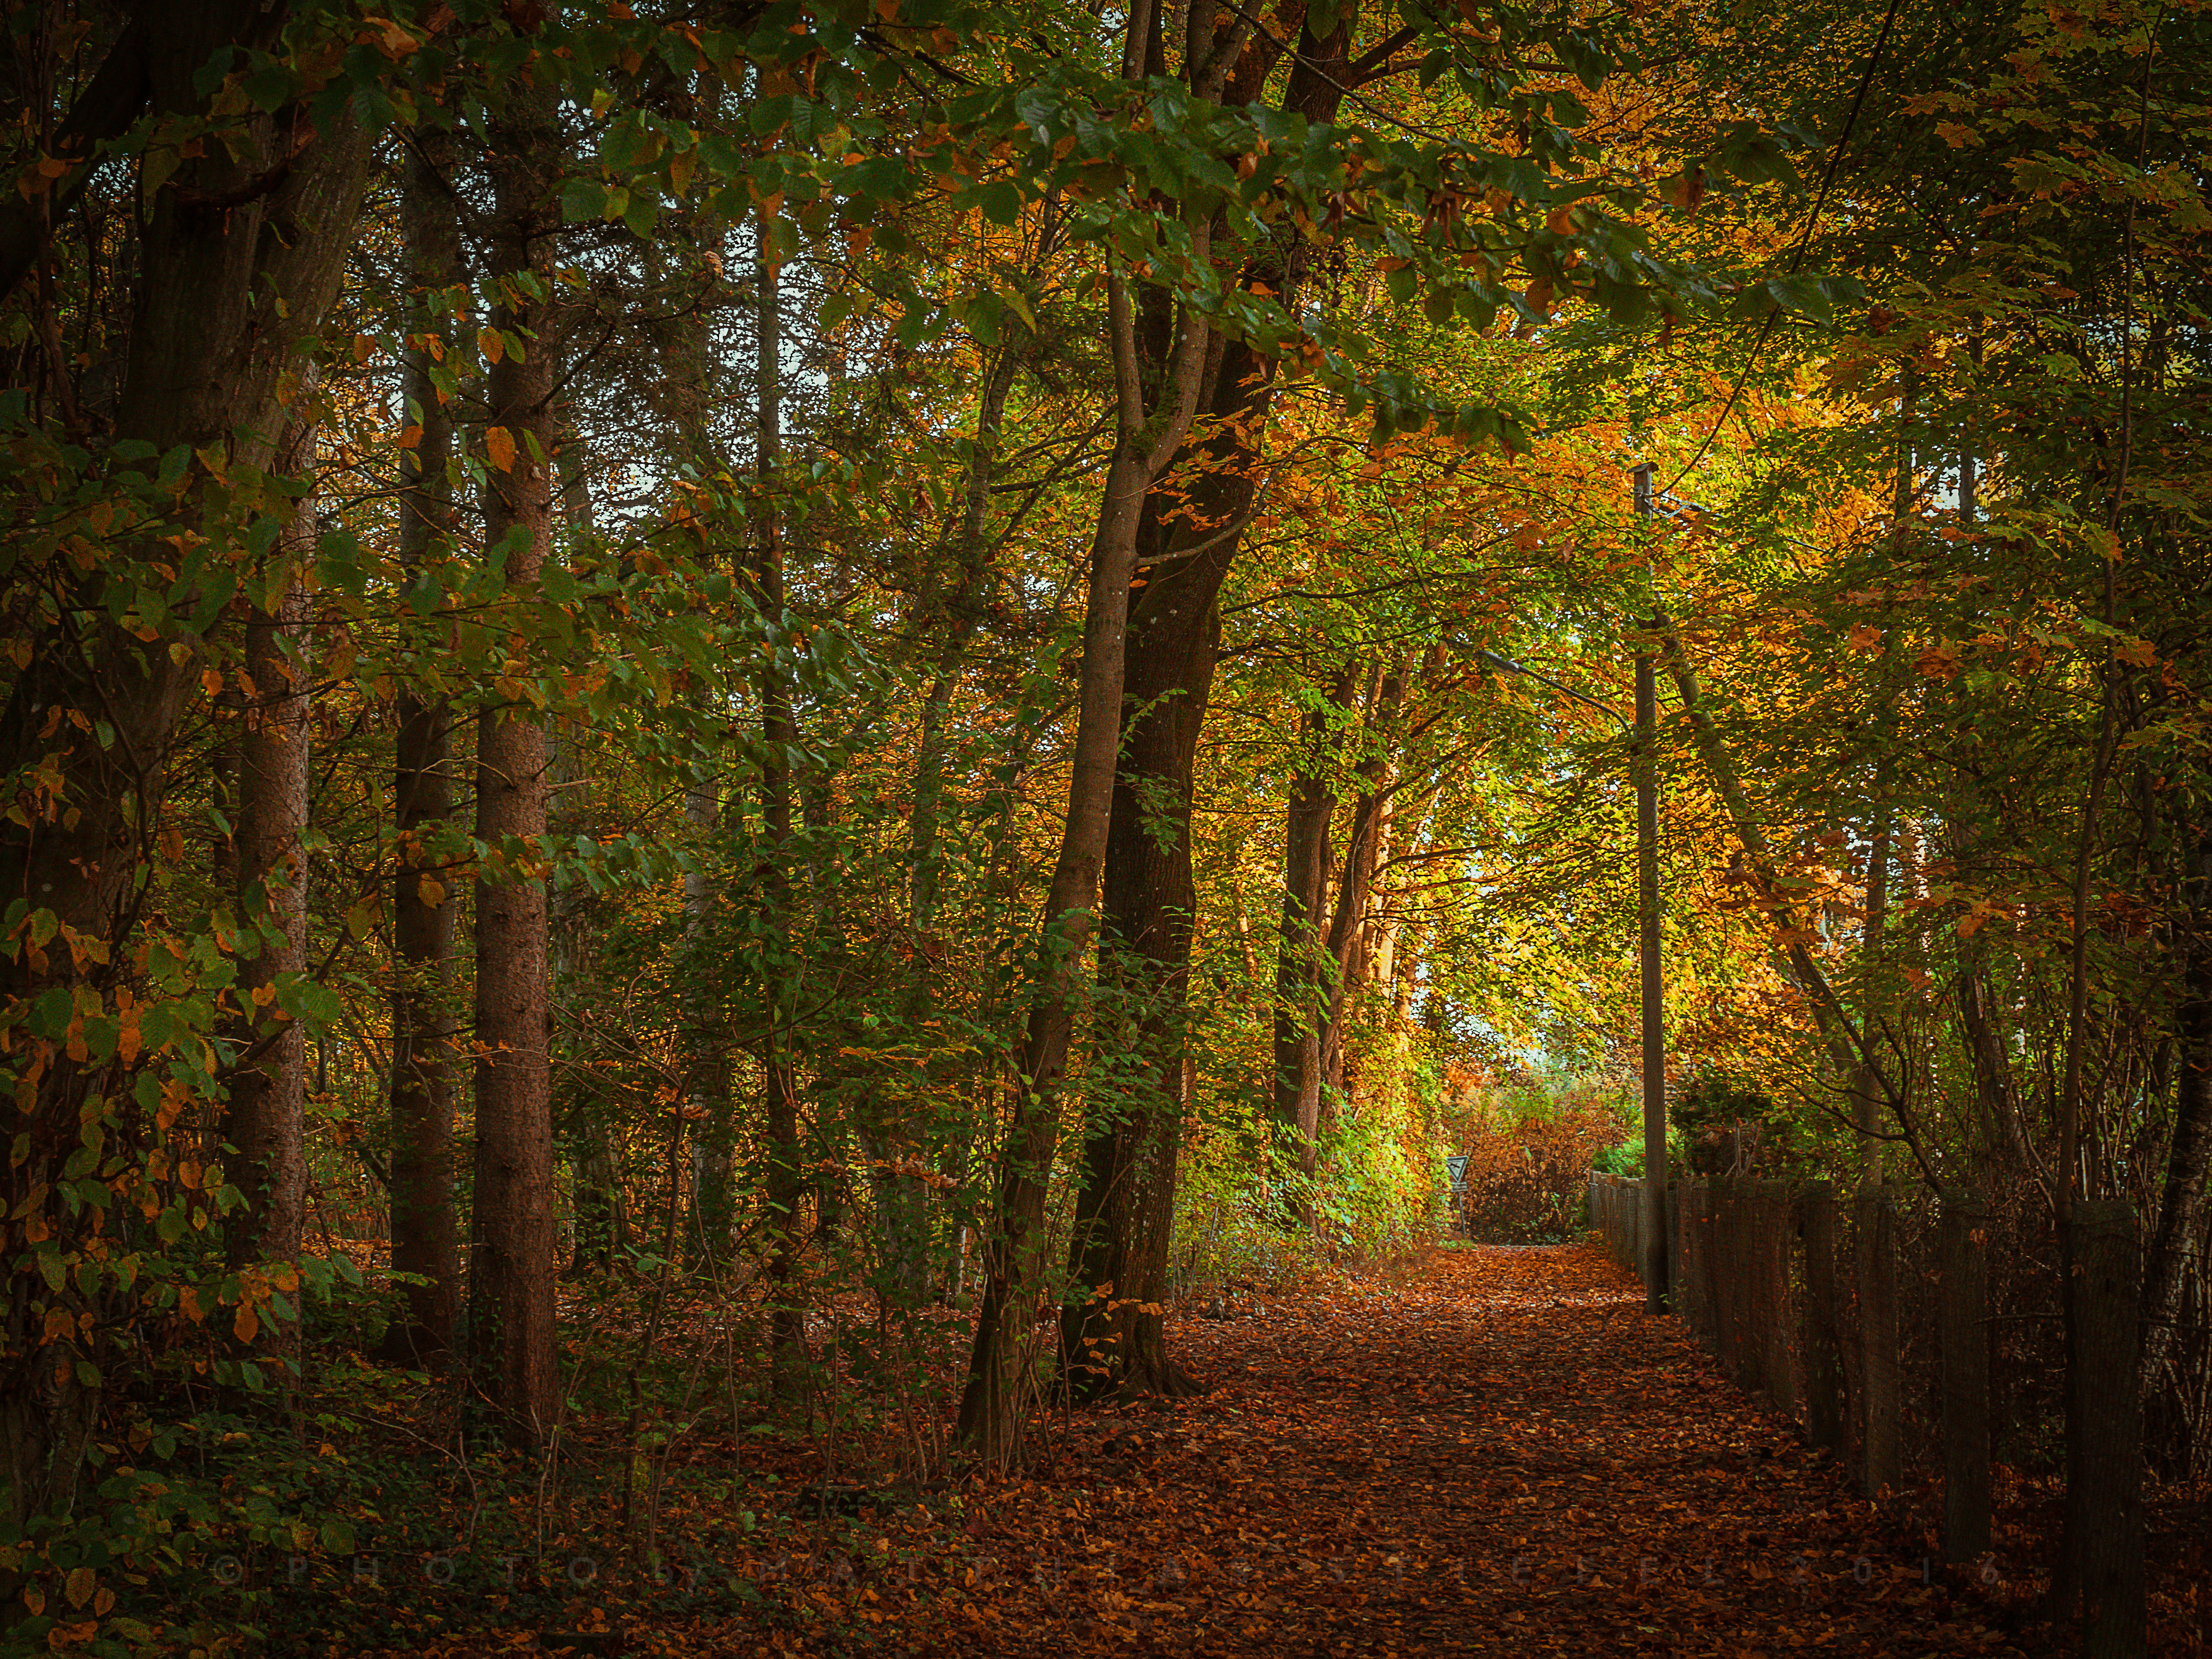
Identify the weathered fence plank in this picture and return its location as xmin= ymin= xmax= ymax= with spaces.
xmin=1855 ymin=1193 xmax=1902 ymax=1498
xmin=2067 ymin=1199 xmax=2146 ymax=1659
xmin=1798 ymin=1183 xmax=1842 ymax=1452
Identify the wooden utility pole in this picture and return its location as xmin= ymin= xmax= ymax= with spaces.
xmin=1632 ymin=463 xmax=1668 ymax=1313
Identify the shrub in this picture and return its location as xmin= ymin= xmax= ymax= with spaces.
xmin=1450 ymin=1080 xmax=1632 ymax=1244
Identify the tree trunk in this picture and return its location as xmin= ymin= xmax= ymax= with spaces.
xmin=1852 ymin=805 xmax=1891 ymax=1185
xmin=958 ymin=282 xmax=1214 ymax=1459
xmin=553 ymin=434 xmax=625 ymax=1277
xmin=751 ymin=231 xmax=809 ymax=1395
xmin=1273 ymin=694 xmax=1342 ymax=1170
xmin=468 ymin=80 xmax=560 ymax=1444
xmin=1078 ymin=6 xmax=1350 ymax=1249
xmin=1059 ymin=582 xmax=1222 ymax=1401
xmin=888 ymin=346 xmax=1024 ymax=1307
xmin=641 ymin=224 xmax=736 ymax=1266
xmin=2141 ymin=910 xmax=2212 ymax=1393
xmin=0 ymin=0 xmax=368 ymax=1529
xmin=1055 ymin=0 xmax=1365 ymax=1369
xmin=224 ymin=404 xmax=316 ymax=1375
xmin=384 ymin=128 xmax=462 ymax=1367
xmin=1318 ymin=660 xmax=1408 ymax=1099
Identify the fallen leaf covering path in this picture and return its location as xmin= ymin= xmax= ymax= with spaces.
xmin=391 ymin=1242 xmax=2070 ymax=1657
xmin=884 ymin=1242 xmax=2032 ymax=1658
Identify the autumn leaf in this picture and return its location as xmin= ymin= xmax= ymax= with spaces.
xmin=486 ymin=426 xmax=517 ymax=472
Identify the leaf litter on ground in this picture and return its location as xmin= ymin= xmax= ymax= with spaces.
xmin=366 ymin=1241 xmax=2206 ymax=1656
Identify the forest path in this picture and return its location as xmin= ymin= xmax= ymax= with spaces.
xmin=923 ymin=1240 xmax=2028 ymax=1657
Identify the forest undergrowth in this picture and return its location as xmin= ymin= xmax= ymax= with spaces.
xmin=171 ymin=1244 xmax=2207 ymax=1657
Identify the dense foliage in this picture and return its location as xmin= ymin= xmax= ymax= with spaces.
xmin=0 ymin=0 xmax=2205 ymax=1649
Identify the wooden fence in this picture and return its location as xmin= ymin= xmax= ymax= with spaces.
xmin=1588 ymin=1173 xmax=2147 ymax=1653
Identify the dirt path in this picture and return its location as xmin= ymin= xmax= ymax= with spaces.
xmin=904 ymin=1241 xmax=2034 ymax=1657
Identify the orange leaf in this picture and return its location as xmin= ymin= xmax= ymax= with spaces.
xmin=486 ymin=426 xmax=517 ymax=472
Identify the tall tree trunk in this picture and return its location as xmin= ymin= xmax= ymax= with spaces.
xmin=1062 ymin=10 xmax=1353 ymax=1386
xmin=958 ymin=242 xmax=1214 ymax=1460
xmin=553 ymin=434 xmax=626 ymax=1275
xmin=1273 ymin=674 xmax=1350 ymax=1174
xmin=384 ymin=129 xmax=462 ymax=1366
xmin=2142 ymin=856 xmax=2212 ymax=1392
xmin=0 ymin=0 xmax=368 ymax=1530
xmin=642 ymin=226 xmax=737 ymax=1264
xmin=225 ymin=405 xmax=316 ymax=1372
xmin=958 ymin=0 xmax=1226 ymax=1458
xmin=891 ymin=346 xmax=1024 ymax=1305
xmin=1852 ymin=806 xmax=1891 ymax=1185
xmin=1058 ymin=589 xmax=1222 ymax=1400
xmin=469 ymin=73 xmax=560 ymax=1444
xmin=1318 ymin=660 xmax=1408 ymax=1099
xmin=751 ymin=230 xmax=809 ymax=1394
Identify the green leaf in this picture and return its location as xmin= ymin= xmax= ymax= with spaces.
xmin=28 ymin=987 xmax=71 ymax=1038
xmin=561 ymin=177 xmax=609 ymax=223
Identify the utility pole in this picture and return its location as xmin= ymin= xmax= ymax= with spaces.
xmin=1632 ymin=463 xmax=1668 ymax=1314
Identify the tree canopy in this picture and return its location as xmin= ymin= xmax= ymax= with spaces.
xmin=0 ymin=0 xmax=2206 ymax=1647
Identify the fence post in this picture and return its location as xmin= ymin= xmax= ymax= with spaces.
xmin=2067 ymin=1199 xmax=2146 ymax=1659
xmin=1755 ymin=1181 xmax=1795 ymax=1417
xmin=1666 ymin=1178 xmax=1680 ymax=1312
xmin=1940 ymin=1199 xmax=1991 ymax=1561
xmin=1687 ymin=1180 xmax=1710 ymax=1349
xmin=1797 ymin=1183 xmax=1843 ymax=1452
xmin=1708 ymin=1180 xmax=1735 ymax=1377
xmin=1855 ymin=1192 xmax=1901 ymax=1498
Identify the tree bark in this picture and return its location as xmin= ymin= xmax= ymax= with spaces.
xmin=1318 ymin=660 xmax=1408 ymax=1098
xmin=384 ymin=128 xmax=463 ymax=1367
xmin=552 ymin=434 xmax=625 ymax=1276
xmin=752 ymin=229 xmax=809 ymax=1396
xmin=468 ymin=76 xmax=560 ymax=1444
xmin=224 ymin=403 xmax=316 ymax=1378
xmin=888 ymin=346 xmax=1025 ymax=1305
xmin=1064 ymin=7 xmax=1357 ymax=1386
xmin=1272 ymin=675 xmax=1350 ymax=1171
xmin=2141 ymin=902 xmax=2212 ymax=1394
xmin=0 ymin=0 xmax=368 ymax=1528
xmin=1851 ymin=804 xmax=1891 ymax=1185
xmin=958 ymin=229 xmax=1214 ymax=1462
xmin=1058 ymin=579 xmax=1222 ymax=1400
